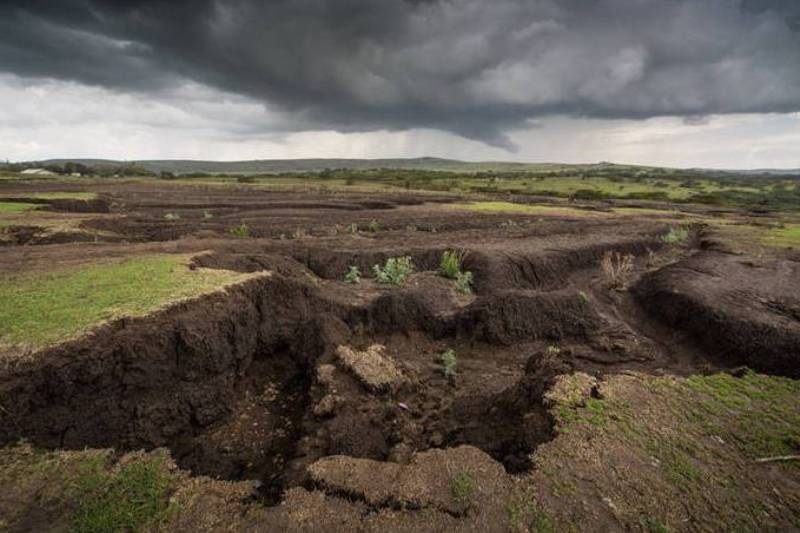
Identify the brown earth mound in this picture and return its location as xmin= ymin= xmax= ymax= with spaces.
xmin=633 ymin=250 xmax=800 ymax=377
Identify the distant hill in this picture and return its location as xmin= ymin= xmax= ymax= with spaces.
xmin=35 ymin=157 xmax=607 ymax=175
xmin=23 ymin=157 xmax=800 ymax=177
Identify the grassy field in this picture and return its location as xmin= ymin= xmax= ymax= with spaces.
xmin=0 ymin=254 xmax=259 ymax=351
xmin=27 ymin=191 xmax=98 ymax=200
xmin=762 ymin=224 xmax=800 ymax=248
xmin=0 ymin=202 xmax=39 ymax=214
xmin=522 ymin=371 xmax=800 ymax=531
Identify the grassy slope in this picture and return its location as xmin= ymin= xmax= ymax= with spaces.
xmin=516 ymin=371 xmax=800 ymax=531
xmin=0 ymin=254 xmax=258 ymax=351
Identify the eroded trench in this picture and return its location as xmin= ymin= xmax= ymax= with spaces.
xmin=0 ymin=269 xmax=586 ymax=506
xmin=2 ymin=238 xmax=698 ymax=506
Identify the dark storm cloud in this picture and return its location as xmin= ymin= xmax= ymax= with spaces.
xmin=1 ymin=0 xmax=799 ymax=149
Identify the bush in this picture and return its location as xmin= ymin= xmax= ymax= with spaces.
xmin=601 ymin=251 xmax=634 ymax=290
xmin=440 ymin=348 xmax=457 ymax=376
xmin=372 ymin=256 xmax=414 ymax=285
xmin=163 ymin=212 xmax=179 ymax=220
xmin=345 ymin=266 xmax=361 ymax=284
xmin=661 ymin=227 xmax=689 ymax=245
xmin=229 ymin=223 xmax=251 ymax=238
xmin=236 ymin=175 xmax=256 ymax=184
xmin=439 ymin=250 xmax=464 ymax=279
xmin=455 ymin=271 xmax=473 ymax=294
xmin=367 ymin=218 xmax=381 ymax=232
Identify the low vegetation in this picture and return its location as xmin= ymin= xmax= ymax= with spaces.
xmin=0 ymin=446 xmax=177 ymax=533
xmin=0 ymin=202 xmax=39 ymax=214
xmin=439 ymin=250 xmax=465 ymax=279
xmin=661 ymin=226 xmax=689 ymax=245
xmin=439 ymin=348 xmax=457 ymax=377
xmin=372 ymin=256 xmax=414 ymax=285
xmin=0 ymin=254 xmax=256 ymax=351
xmin=536 ymin=371 xmax=800 ymax=530
xmin=451 ymin=472 xmax=475 ymax=510
xmin=454 ymin=271 xmax=474 ymax=295
xmin=229 ymin=223 xmax=251 ymax=238
xmin=439 ymin=250 xmax=474 ymax=294
xmin=600 ymin=251 xmax=634 ymax=290
xmin=70 ymin=453 xmax=175 ymax=532
xmin=344 ymin=266 xmax=361 ymax=284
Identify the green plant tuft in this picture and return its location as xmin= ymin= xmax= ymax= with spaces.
xmin=229 ymin=223 xmax=251 ymax=239
xmin=344 ymin=266 xmax=361 ymax=284
xmin=439 ymin=250 xmax=465 ymax=279
xmin=372 ymin=256 xmax=414 ymax=285
xmin=455 ymin=271 xmax=473 ymax=294
xmin=440 ymin=348 xmax=457 ymax=377
xmin=451 ymin=472 xmax=474 ymax=508
xmin=661 ymin=227 xmax=689 ymax=245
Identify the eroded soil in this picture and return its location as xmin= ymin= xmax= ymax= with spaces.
xmin=0 ymin=179 xmax=798 ymax=531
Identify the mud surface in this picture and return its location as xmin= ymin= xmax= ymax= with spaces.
xmin=1 ymin=180 xmax=798 ymax=529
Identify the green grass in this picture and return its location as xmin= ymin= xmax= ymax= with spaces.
xmin=0 ymin=254 xmax=257 ymax=350
xmin=30 ymin=192 xmax=98 ymax=200
xmin=0 ymin=202 xmax=39 ymax=214
xmin=451 ymin=472 xmax=475 ymax=508
xmin=448 ymin=201 xmax=611 ymax=218
xmin=70 ymin=454 xmax=175 ymax=533
xmin=762 ymin=224 xmax=800 ymax=247
xmin=661 ymin=226 xmax=689 ymax=245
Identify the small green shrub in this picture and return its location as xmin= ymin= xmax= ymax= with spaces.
xmin=236 ymin=175 xmax=256 ymax=184
xmin=372 ymin=256 xmax=414 ymax=285
xmin=203 ymin=210 xmax=213 ymax=219
xmin=367 ymin=218 xmax=381 ymax=232
xmin=229 ymin=223 xmax=251 ymax=238
xmin=345 ymin=266 xmax=361 ymax=284
xmin=163 ymin=212 xmax=179 ymax=221
xmin=439 ymin=250 xmax=465 ymax=279
xmin=451 ymin=472 xmax=474 ymax=508
xmin=440 ymin=349 xmax=457 ymax=376
xmin=455 ymin=271 xmax=473 ymax=294
xmin=662 ymin=227 xmax=689 ymax=245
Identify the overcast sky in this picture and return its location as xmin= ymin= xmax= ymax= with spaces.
xmin=1 ymin=0 xmax=799 ymax=168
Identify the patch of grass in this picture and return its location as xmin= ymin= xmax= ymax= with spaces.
xmin=762 ymin=224 xmax=800 ymax=248
xmin=0 ymin=202 xmax=39 ymax=214
xmin=439 ymin=348 xmax=457 ymax=377
xmin=661 ymin=226 xmax=689 ymax=245
xmin=448 ymin=201 xmax=611 ymax=218
xmin=0 ymin=254 xmax=257 ymax=350
xmin=454 ymin=271 xmax=474 ymax=294
xmin=229 ymin=223 xmax=251 ymax=238
xmin=70 ymin=455 xmax=175 ymax=533
xmin=683 ymin=372 xmax=800 ymax=460
xmin=344 ymin=265 xmax=361 ymax=284
xmin=30 ymin=192 xmax=97 ymax=200
xmin=439 ymin=250 xmax=465 ymax=279
xmin=372 ymin=256 xmax=414 ymax=285
xmin=450 ymin=472 xmax=474 ymax=508
xmin=163 ymin=212 xmax=180 ymax=220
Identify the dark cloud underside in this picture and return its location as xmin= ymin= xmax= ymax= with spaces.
xmin=1 ymin=0 xmax=798 ymax=148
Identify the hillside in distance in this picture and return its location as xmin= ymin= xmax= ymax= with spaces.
xmin=22 ymin=157 xmax=800 ymax=178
